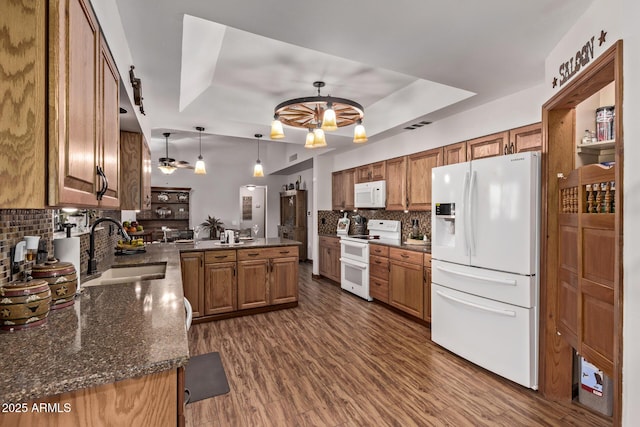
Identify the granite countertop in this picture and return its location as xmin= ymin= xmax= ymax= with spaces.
xmin=0 ymin=238 xmax=303 ymax=403
xmin=0 ymin=244 xmax=189 ymax=403
xmin=177 ymin=237 xmax=302 ymax=252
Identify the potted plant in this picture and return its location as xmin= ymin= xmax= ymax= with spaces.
xmin=200 ymin=216 xmax=224 ymax=240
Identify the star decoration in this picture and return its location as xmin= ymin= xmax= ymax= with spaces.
xmin=552 ymin=77 xmax=558 ymax=89
xmin=598 ymin=30 xmax=607 ymax=46
xmin=1 ymin=308 xmax=10 ymax=318
xmin=56 ymin=285 xmax=68 ymax=296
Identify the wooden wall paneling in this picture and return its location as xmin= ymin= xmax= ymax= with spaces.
xmin=0 ymin=1 xmax=47 ymax=207
xmin=539 ymin=107 xmax=575 ymax=401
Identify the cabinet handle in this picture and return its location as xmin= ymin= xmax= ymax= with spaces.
xmin=96 ymin=165 xmax=108 ymax=200
xmin=510 ymin=142 xmax=515 ymax=154
xmin=215 ymin=255 xmax=227 ymax=259
xmin=233 ymin=266 xmax=236 ymax=276
xmin=375 ymin=260 xmax=381 ymax=264
xmin=401 ymin=254 xmax=409 ymax=258
xmin=504 ymin=143 xmax=509 ymax=155
xmin=248 ymin=252 xmax=260 ymax=257
xmin=145 ymin=194 xmax=151 ymax=208
xmin=279 ymin=250 xmax=290 ymax=254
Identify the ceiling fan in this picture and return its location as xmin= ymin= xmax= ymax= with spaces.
xmin=157 ymin=132 xmax=194 ymax=174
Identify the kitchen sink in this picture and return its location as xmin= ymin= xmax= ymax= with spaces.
xmin=83 ymin=263 xmax=167 ymax=286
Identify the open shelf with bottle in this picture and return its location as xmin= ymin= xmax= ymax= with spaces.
xmin=575 ymin=82 xmax=616 ymax=166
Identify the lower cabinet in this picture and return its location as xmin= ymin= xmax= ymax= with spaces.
xmin=389 ymin=248 xmax=424 ymax=318
xmin=181 ymin=245 xmax=299 ymax=322
xmin=180 ymin=251 xmax=203 ymax=318
xmin=319 ymin=236 xmax=341 ymax=283
xmin=204 ymin=250 xmax=237 ymax=315
xmin=423 ymin=254 xmax=432 ymax=323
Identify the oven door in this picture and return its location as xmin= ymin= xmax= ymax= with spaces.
xmin=340 ymin=257 xmax=372 ymax=301
xmin=340 ymin=240 xmax=369 ymax=261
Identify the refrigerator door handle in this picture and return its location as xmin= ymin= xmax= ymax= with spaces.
xmin=463 ymin=171 xmax=470 ymax=255
xmin=435 ymin=265 xmax=518 ymax=286
xmin=436 ymin=290 xmax=516 ymax=317
xmin=468 ymin=170 xmax=477 ymax=256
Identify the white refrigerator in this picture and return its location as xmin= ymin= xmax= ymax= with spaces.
xmin=431 ymin=151 xmax=540 ymax=389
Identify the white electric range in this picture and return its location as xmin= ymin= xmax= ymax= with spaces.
xmin=340 ymin=220 xmax=401 ymax=300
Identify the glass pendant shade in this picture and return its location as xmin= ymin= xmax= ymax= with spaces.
xmin=194 ymin=126 xmax=207 ymax=174
xmin=270 ymin=116 xmax=285 ymax=139
xmin=353 ymin=121 xmax=368 ymax=143
xmin=304 ymin=129 xmax=315 ymax=148
xmin=253 ymin=160 xmax=264 ymax=177
xmin=194 ymin=156 xmax=206 ymax=175
xmin=158 ymin=164 xmax=176 ymax=174
xmin=321 ymin=103 xmax=338 ymax=131
xmin=313 ymin=128 xmax=327 ymax=148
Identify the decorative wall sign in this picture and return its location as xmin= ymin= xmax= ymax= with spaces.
xmin=242 ymin=196 xmax=252 ymax=220
xmin=552 ymin=30 xmax=607 ymax=89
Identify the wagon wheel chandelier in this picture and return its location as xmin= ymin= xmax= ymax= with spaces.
xmin=270 ymin=81 xmax=368 ymax=148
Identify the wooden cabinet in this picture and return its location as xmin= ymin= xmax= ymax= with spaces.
xmin=1 ymin=0 xmax=121 ymax=208
xmin=557 ymin=165 xmax=616 ymax=375
xmin=270 ymin=256 xmax=299 ymax=304
xmin=319 ymin=236 xmax=341 ymax=283
xmin=204 ymin=250 xmax=237 ymax=315
xmin=407 ymin=148 xmax=443 ymax=211
xmin=385 ymin=156 xmax=407 ymax=210
xmin=120 ymin=131 xmax=152 ymax=211
xmin=423 ymin=254 xmax=432 ymax=322
xmin=180 ymin=251 xmax=203 ymax=318
xmin=388 ymin=248 xmax=424 ymax=318
xmin=237 ymin=246 xmax=299 ymax=310
xmin=332 ymin=169 xmax=355 ymax=210
xmin=356 ymin=161 xmax=386 ymax=183
xmin=278 ymin=190 xmax=307 ymax=260
xmin=49 ymin=0 xmax=120 ymax=207
xmin=466 ymin=131 xmax=509 ymax=160
xmin=369 ymin=244 xmax=390 ymax=303
xmin=508 ymin=123 xmax=542 ymax=154
xmin=137 ymin=187 xmax=191 ymax=241
xmin=444 ymin=141 xmax=467 ymax=165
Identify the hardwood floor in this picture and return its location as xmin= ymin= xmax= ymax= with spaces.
xmin=185 ymin=263 xmax=610 ymax=426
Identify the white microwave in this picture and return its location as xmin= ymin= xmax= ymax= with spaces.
xmin=354 ymin=180 xmax=386 ymax=208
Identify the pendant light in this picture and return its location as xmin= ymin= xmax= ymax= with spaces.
xmin=270 ymin=114 xmax=285 ymax=139
xmin=158 ymin=133 xmax=177 ymax=174
xmin=194 ymin=126 xmax=206 ymax=175
xmin=304 ymin=128 xmax=315 ymax=148
xmin=353 ymin=119 xmax=368 ymax=143
xmin=321 ymin=101 xmax=338 ymax=131
xmin=253 ymin=133 xmax=264 ymax=177
xmin=312 ymin=124 xmax=327 ymax=148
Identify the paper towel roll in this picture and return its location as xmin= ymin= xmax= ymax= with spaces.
xmin=53 ymin=237 xmax=81 ymax=293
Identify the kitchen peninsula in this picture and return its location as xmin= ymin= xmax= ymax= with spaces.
xmin=0 ymin=237 xmax=300 ymax=426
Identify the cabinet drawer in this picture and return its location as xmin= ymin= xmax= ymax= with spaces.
xmin=204 ymin=250 xmax=236 ymax=263
xmin=423 ymin=253 xmax=432 ymax=267
xmin=319 ymin=236 xmax=341 ymax=250
xmin=389 ymin=247 xmax=423 ymax=265
xmin=370 ymin=255 xmax=389 ymax=280
xmin=370 ymin=277 xmax=389 ymax=302
xmin=237 ymin=246 xmax=299 ymax=261
xmin=369 ymin=244 xmax=389 ymax=257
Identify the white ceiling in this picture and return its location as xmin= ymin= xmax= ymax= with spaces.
xmin=115 ymin=0 xmax=594 ymax=166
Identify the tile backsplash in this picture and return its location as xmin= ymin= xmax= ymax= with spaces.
xmin=318 ymin=209 xmax=432 ymax=241
xmin=0 ymin=209 xmax=121 ymax=286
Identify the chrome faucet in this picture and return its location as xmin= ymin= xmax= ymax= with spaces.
xmin=87 ymin=217 xmax=131 ymax=275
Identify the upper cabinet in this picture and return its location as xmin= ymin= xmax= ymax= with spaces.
xmin=0 ymin=0 xmax=121 ymax=209
xmin=356 ymin=161 xmax=386 ymax=183
xmin=507 ymin=123 xmax=542 ymax=154
xmin=332 ymin=168 xmax=355 ymax=210
xmin=466 ymin=131 xmax=509 ymax=160
xmin=407 ymin=148 xmax=443 ymax=211
xmin=120 ymin=131 xmax=152 ymax=211
xmin=385 ymin=156 xmax=407 ymax=211
xmin=443 ymin=141 xmax=467 ymax=165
